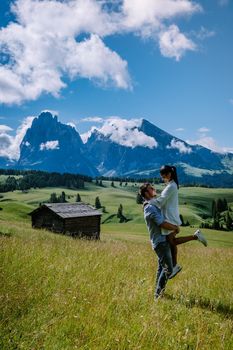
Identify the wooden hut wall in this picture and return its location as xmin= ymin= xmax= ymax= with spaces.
xmin=64 ymin=216 xmax=100 ymax=237
xmin=32 ymin=207 xmax=64 ymax=232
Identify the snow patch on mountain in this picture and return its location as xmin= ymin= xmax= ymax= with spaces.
xmin=178 ymin=163 xmax=223 ymax=177
xmin=40 ymin=140 xmax=59 ymax=151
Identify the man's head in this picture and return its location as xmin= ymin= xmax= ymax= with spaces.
xmin=139 ymin=183 xmax=156 ymax=200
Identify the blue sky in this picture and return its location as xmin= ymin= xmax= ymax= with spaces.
xmin=0 ymin=0 xmax=233 ymax=155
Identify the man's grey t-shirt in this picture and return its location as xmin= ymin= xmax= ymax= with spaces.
xmin=144 ymin=203 xmax=166 ymax=249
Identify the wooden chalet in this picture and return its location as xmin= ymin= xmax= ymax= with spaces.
xmin=29 ymin=203 xmax=102 ymax=239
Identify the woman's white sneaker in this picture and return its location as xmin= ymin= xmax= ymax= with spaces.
xmin=194 ymin=229 xmax=208 ymax=247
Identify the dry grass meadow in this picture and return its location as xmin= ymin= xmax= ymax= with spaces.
xmin=1 ymin=183 xmax=233 ymax=349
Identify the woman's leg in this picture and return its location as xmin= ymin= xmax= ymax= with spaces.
xmin=167 ymin=231 xmax=199 ymax=267
xmin=174 ymin=235 xmax=197 ymax=245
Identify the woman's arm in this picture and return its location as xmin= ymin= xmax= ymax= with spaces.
xmin=149 ymin=183 xmax=175 ymax=208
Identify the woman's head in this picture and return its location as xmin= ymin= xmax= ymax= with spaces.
xmin=160 ymin=165 xmax=179 ymax=188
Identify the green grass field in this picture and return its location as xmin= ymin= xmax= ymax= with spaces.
xmin=1 ymin=183 xmax=233 ymax=349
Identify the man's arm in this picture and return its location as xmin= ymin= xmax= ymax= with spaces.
xmin=160 ymin=221 xmax=180 ymax=233
xmin=146 ymin=206 xmax=164 ymax=227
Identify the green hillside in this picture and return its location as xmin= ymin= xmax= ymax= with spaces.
xmin=1 ymin=180 xmax=233 ymax=227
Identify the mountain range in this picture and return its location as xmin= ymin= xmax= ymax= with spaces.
xmin=1 ymin=112 xmax=233 ymax=186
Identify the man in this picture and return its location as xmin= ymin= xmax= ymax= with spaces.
xmin=140 ymin=183 xmax=177 ymax=299
xmin=139 ymin=183 xmax=207 ymax=299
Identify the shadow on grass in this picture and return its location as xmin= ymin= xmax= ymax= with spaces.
xmin=165 ymin=294 xmax=233 ymax=318
xmin=0 ymin=230 xmax=12 ymax=237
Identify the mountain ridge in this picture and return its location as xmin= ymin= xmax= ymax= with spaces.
xmin=17 ymin=112 xmax=98 ymax=177
xmin=1 ymin=112 xmax=232 ymax=186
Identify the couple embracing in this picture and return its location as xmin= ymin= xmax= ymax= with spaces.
xmin=139 ymin=165 xmax=207 ymax=300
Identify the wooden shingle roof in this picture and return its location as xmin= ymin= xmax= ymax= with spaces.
xmin=29 ymin=203 xmax=102 ymax=219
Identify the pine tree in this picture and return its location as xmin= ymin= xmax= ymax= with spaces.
xmin=60 ymin=191 xmax=66 ymax=203
xmin=136 ymin=193 xmax=144 ymax=204
xmin=212 ymin=200 xmax=217 ymax=219
xmin=76 ymin=193 xmax=81 ymax=202
xmin=111 ymin=181 xmax=115 ymax=187
xmin=179 ymin=214 xmax=184 ymax=226
xmin=216 ymin=198 xmax=224 ymax=213
xmin=223 ymin=198 xmax=228 ymax=211
xmin=117 ymin=204 xmax=127 ymax=223
xmin=50 ymin=193 xmax=58 ymax=203
xmin=95 ymin=196 xmax=102 ymax=209
xmin=117 ymin=204 xmax=123 ymax=218
xmin=226 ymin=211 xmax=232 ymax=231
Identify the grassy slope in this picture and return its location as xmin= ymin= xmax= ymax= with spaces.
xmin=1 ymin=183 xmax=233 ymax=349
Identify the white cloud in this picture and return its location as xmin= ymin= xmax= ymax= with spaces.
xmin=218 ymin=0 xmax=229 ymax=6
xmin=80 ymin=117 xmax=104 ymax=123
xmin=193 ymin=26 xmax=215 ymax=40
xmin=81 ymin=117 xmax=158 ymax=149
xmin=0 ymin=125 xmax=13 ymax=133
xmin=167 ymin=138 xmax=192 ymax=153
xmin=41 ymin=109 xmax=59 ymax=116
xmin=0 ymin=116 xmax=34 ymax=160
xmin=123 ymin=1 xmax=200 ymax=60
xmin=0 ymin=0 xmax=130 ymax=105
xmin=81 ymin=127 xmax=97 ymax=144
xmin=187 ymin=136 xmax=233 ymax=154
xmin=65 ymin=34 xmax=131 ymax=89
xmin=198 ymin=127 xmax=210 ymax=133
xmin=66 ymin=122 xmax=77 ymax=130
xmin=185 ymin=128 xmax=233 ymax=154
xmin=0 ymin=133 xmax=13 ymax=158
xmin=159 ymin=25 xmax=196 ymax=61
xmin=175 ymin=127 xmax=185 ymax=132
xmin=222 ymin=147 xmax=233 ymax=154
xmin=40 ymin=140 xmax=59 ymax=151
xmin=10 ymin=116 xmax=35 ymax=159
xmin=0 ymin=0 xmax=204 ymax=104
xmin=122 ymin=0 xmax=201 ymax=31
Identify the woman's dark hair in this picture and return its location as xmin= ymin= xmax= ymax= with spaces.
xmin=160 ymin=165 xmax=179 ymax=189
